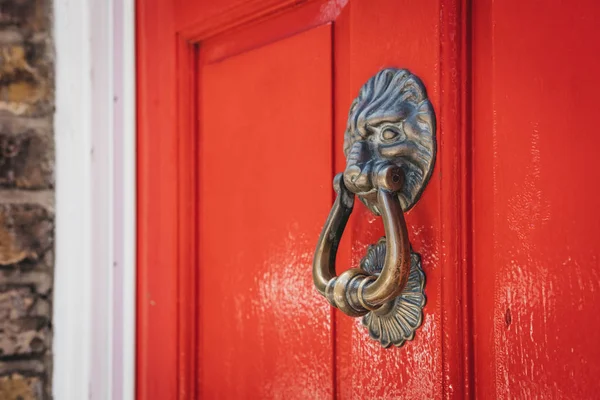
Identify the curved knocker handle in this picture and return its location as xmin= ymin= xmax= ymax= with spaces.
xmin=312 ymin=68 xmax=435 ymax=347
xmin=313 ymin=166 xmax=410 ymax=317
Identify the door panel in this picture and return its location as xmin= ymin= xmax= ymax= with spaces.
xmin=198 ymin=25 xmax=334 ymax=398
xmin=472 ymin=0 xmax=600 ymax=398
xmin=333 ymin=1 xmax=444 ymax=398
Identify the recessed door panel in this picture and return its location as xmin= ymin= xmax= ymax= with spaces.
xmin=198 ymin=25 xmax=334 ymax=399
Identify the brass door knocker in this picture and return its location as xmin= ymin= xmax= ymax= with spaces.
xmin=312 ymin=68 xmax=436 ymax=348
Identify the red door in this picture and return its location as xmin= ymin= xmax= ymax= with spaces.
xmin=137 ymin=1 xmax=600 ymax=399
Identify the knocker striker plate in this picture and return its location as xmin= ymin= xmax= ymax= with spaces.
xmin=312 ymin=68 xmax=436 ymax=348
xmin=360 ymin=238 xmax=426 ymax=348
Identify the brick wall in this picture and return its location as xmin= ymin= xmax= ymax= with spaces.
xmin=0 ymin=0 xmax=54 ymax=399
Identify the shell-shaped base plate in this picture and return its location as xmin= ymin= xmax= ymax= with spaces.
xmin=360 ymin=237 xmax=426 ymax=348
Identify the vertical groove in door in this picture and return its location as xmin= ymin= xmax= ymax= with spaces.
xmin=462 ymin=0 xmax=475 ymax=397
xmin=438 ymin=0 xmax=474 ymax=398
xmin=463 ymin=0 xmax=475 ymax=397
xmin=175 ymin=35 xmax=200 ymax=400
xmin=191 ymin=41 xmax=201 ymax=400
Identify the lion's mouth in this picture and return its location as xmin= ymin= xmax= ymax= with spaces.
xmin=354 ymin=190 xmax=381 ymax=215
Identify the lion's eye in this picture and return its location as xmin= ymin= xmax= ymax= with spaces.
xmin=381 ymin=128 xmax=403 ymax=141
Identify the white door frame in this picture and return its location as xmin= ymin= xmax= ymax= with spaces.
xmin=53 ymin=0 xmax=136 ymax=398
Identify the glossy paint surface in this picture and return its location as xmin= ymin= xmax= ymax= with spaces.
xmin=140 ymin=1 xmax=600 ymax=399
xmin=333 ymin=1 xmax=446 ymax=398
xmin=198 ymin=25 xmax=334 ymax=398
xmin=138 ymin=0 xmax=465 ymax=399
xmin=137 ymin=0 xmax=179 ymax=398
xmin=472 ymin=0 xmax=600 ymax=398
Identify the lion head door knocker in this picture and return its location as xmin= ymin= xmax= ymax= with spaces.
xmin=312 ymin=68 xmax=436 ymax=348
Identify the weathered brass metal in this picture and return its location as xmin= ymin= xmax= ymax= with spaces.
xmin=312 ymin=68 xmax=435 ymax=348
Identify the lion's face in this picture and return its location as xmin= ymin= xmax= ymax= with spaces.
xmin=342 ymin=68 xmax=436 ymax=215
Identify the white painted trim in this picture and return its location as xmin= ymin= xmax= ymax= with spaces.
xmin=53 ymin=0 xmax=136 ymax=398
xmin=114 ymin=0 xmax=137 ymax=398
xmin=53 ymin=1 xmax=93 ymax=398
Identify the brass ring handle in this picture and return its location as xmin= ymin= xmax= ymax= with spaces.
xmin=311 ymin=68 xmax=436 ymax=348
xmin=313 ymin=165 xmax=410 ymax=317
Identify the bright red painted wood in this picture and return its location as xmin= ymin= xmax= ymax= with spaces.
xmin=138 ymin=1 xmax=468 ymax=399
xmin=176 ymin=35 xmax=198 ymax=398
xmin=197 ymin=25 xmax=334 ymax=398
xmin=333 ymin=1 xmax=445 ymax=398
xmin=328 ymin=1 xmax=468 ymax=398
xmin=140 ymin=1 xmax=600 ymax=398
xmin=199 ymin=0 xmax=344 ymax=63
xmin=139 ymin=1 xmax=468 ymax=399
xmin=136 ymin=0 xmax=178 ymax=399
xmin=472 ymin=1 xmax=600 ymax=398
xmin=329 ymin=1 xmax=470 ymax=398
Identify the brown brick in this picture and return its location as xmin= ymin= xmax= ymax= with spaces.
xmin=0 ymin=0 xmax=53 ymax=396
xmin=0 ymin=373 xmax=43 ymax=400
xmin=0 ymin=130 xmax=53 ymax=189
xmin=0 ymin=204 xmax=53 ymax=267
xmin=0 ymin=287 xmax=49 ymax=358
xmin=0 ymin=0 xmax=49 ymax=34
xmin=0 ymin=41 xmax=53 ymax=117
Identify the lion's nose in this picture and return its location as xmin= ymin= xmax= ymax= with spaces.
xmin=344 ymin=163 xmax=374 ymax=193
xmin=343 ymin=140 xmax=376 ymax=193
